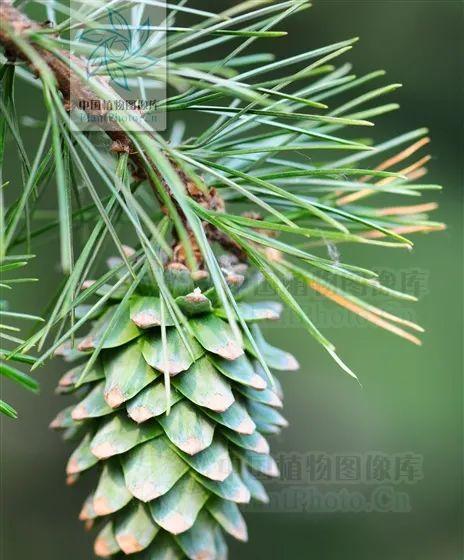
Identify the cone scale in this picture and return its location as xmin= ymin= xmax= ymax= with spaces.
xmin=52 ymin=260 xmax=299 ymax=559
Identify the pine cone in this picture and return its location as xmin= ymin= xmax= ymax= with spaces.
xmin=52 ymin=261 xmax=299 ymax=559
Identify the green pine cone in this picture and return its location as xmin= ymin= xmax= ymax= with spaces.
xmin=51 ymin=259 xmax=298 ymax=559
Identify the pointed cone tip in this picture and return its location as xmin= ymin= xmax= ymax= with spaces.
xmin=116 ymin=534 xmax=144 ymax=555
xmin=128 ymin=406 xmax=153 ymax=423
xmin=251 ymin=374 xmax=267 ymax=390
xmin=236 ymin=417 xmax=256 ymax=435
xmin=181 ymin=436 xmax=207 ymax=456
xmin=71 ymin=404 xmax=88 ymax=420
xmin=93 ymin=496 xmax=112 ymax=516
xmin=159 ymin=512 xmax=191 ymax=535
xmin=66 ymin=456 xmax=79 ymax=475
xmin=131 ymin=311 xmax=160 ymax=329
xmin=219 ymin=341 xmax=244 ymax=361
xmin=49 ymin=418 xmax=61 ymax=429
xmin=269 ymin=393 xmax=283 ymax=408
xmin=91 ymin=442 xmax=116 ymax=459
xmin=263 ymin=458 xmax=281 ymax=478
xmin=256 ymin=438 xmax=270 ymax=455
xmin=104 ymin=386 xmax=125 ymax=408
xmin=208 ymin=460 xmax=232 ymax=482
xmin=132 ymin=481 xmax=162 ymax=503
xmin=66 ymin=474 xmax=79 ymax=486
xmin=79 ymin=503 xmax=93 ymax=522
xmin=235 ymin=485 xmax=251 ymax=504
xmin=231 ymin=523 xmax=248 ymax=543
xmin=286 ymin=355 xmax=300 ymax=371
xmin=78 ymin=337 xmax=95 ymax=352
xmin=94 ymin=537 xmax=113 ymax=558
xmin=207 ymin=392 xmax=235 ymax=413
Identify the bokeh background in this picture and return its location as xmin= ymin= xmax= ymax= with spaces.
xmin=1 ymin=1 xmax=462 ymax=559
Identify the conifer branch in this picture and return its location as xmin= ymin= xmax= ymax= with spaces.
xmin=0 ymin=0 xmax=243 ymax=264
xmin=1 ymin=0 xmax=443 ymax=423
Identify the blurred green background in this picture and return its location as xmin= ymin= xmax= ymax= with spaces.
xmin=1 ymin=1 xmax=462 ymax=559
